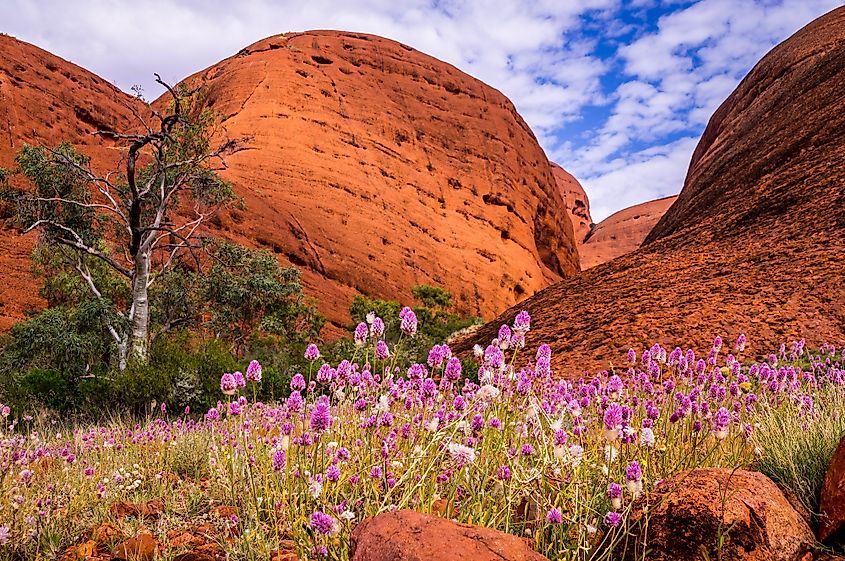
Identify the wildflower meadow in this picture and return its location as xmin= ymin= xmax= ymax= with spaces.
xmin=1 ymin=308 xmax=844 ymax=560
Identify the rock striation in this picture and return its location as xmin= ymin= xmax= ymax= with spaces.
xmin=0 ymin=31 xmax=580 ymax=333
xmin=0 ymin=34 xmax=145 ymax=331
xmin=168 ymin=31 xmax=579 ymax=330
xmin=350 ymin=509 xmax=550 ymax=561
xmin=456 ymin=6 xmax=845 ymax=373
xmin=622 ymin=469 xmax=816 ymax=561
xmin=579 ymin=195 xmax=677 ymax=269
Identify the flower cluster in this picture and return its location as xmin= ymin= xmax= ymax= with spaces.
xmin=0 ymin=308 xmax=843 ymax=561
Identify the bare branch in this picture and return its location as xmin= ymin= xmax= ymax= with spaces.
xmin=24 ymin=219 xmax=132 ymax=277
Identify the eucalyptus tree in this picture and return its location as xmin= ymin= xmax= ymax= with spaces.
xmin=15 ymin=76 xmax=242 ymax=368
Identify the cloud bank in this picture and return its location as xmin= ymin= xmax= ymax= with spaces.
xmin=1 ymin=0 xmax=840 ymax=220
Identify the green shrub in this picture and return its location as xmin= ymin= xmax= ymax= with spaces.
xmin=751 ymin=385 xmax=845 ymax=516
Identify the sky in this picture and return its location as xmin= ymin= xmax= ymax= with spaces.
xmin=1 ymin=0 xmax=841 ymax=221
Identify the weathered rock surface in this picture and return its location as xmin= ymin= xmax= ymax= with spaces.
xmin=551 ymin=159 xmax=676 ymax=270
xmin=820 ymin=434 xmax=845 ymax=544
xmin=169 ymin=31 xmax=579 ymax=330
xmin=0 ymin=34 xmax=145 ymax=331
xmin=111 ymin=532 xmax=159 ymax=561
xmin=350 ymin=509 xmax=549 ymax=561
xmin=0 ymin=31 xmax=579 ymax=334
xmin=456 ymin=6 xmax=845 ymax=373
xmin=579 ymin=195 xmax=676 ymax=269
xmin=622 ymin=468 xmax=815 ymax=561
xmin=552 ymin=162 xmax=592 ymax=246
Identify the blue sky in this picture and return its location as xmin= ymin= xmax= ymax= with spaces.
xmin=2 ymin=0 xmax=842 ymax=220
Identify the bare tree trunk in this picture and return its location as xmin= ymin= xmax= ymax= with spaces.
xmin=129 ymin=251 xmax=150 ymax=362
xmin=116 ymin=340 xmax=128 ymax=371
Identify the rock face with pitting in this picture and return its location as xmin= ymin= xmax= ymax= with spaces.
xmin=820 ymin=434 xmax=845 ymax=544
xmin=622 ymin=469 xmax=815 ymax=561
xmin=0 ymin=31 xmax=580 ymax=334
xmin=551 ymin=162 xmax=592 ymax=247
xmin=170 ymin=31 xmax=579 ymax=330
xmin=350 ymin=509 xmax=550 ymax=561
xmin=578 ymin=195 xmax=677 ymax=270
xmin=551 ymin=159 xmax=676 ymax=270
xmin=0 ymin=35 xmax=145 ymax=332
xmin=456 ymin=6 xmax=845 ymax=373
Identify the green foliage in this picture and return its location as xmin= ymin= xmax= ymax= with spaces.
xmin=345 ymin=284 xmax=480 ymax=365
xmin=1 ymin=302 xmax=114 ymax=377
xmin=31 ymin=244 xmax=129 ymax=308
xmin=751 ymin=384 xmax=845 ymax=517
xmin=203 ymin=241 xmax=324 ymax=356
xmin=411 ymin=284 xmax=453 ymax=309
xmin=14 ymin=143 xmax=100 ymax=244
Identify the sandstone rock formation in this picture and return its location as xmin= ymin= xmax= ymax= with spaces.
xmin=457 ymin=6 xmax=845 ymax=373
xmin=578 ymin=195 xmax=677 ymax=269
xmin=551 ymin=160 xmax=675 ymax=270
xmin=169 ymin=31 xmax=579 ymax=330
xmin=1 ymin=31 xmax=580 ymax=334
xmin=350 ymin=509 xmax=550 ymax=561
xmin=820 ymin=434 xmax=845 ymax=544
xmin=621 ymin=469 xmax=815 ymax=561
xmin=0 ymin=34 xmax=145 ymax=331
xmin=552 ymin=162 xmax=592 ymax=246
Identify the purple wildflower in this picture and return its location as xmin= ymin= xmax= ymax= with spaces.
xmin=604 ymin=511 xmax=623 ymax=528
xmin=304 ymin=344 xmax=321 ymax=362
xmin=291 ymin=373 xmax=306 ymax=392
xmin=371 ymin=316 xmax=385 ymax=338
xmin=272 ymin=449 xmax=287 ymax=472
xmin=400 ymin=307 xmax=418 ymax=337
xmin=246 ymin=360 xmax=262 ymax=383
xmin=220 ymin=373 xmax=237 ymax=395
xmin=310 ymin=397 xmax=333 ymax=433
xmin=354 ymin=322 xmax=368 ymax=347
xmin=309 ymin=511 xmax=338 ymax=535
xmin=376 ymin=340 xmax=390 ymax=360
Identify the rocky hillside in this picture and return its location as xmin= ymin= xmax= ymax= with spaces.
xmin=457 ymin=6 xmax=845 ymax=373
xmin=0 ymin=31 xmax=581 ymax=333
xmin=168 ymin=31 xmax=579 ymax=330
xmin=552 ymin=162 xmax=592 ymax=245
xmin=579 ymin=195 xmax=677 ymax=270
xmin=551 ymin=161 xmax=674 ymax=270
xmin=0 ymin=35 xmax=145 ymax=330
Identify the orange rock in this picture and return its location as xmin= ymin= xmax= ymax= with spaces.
xmin=59 ymin=540 xmax=102 ymax=561
xmin=173 ymin=553 xmax=216 ymax=561
xmin=163 ymin=31 xmax=579 ymax=327
xmin=270 ymin=540 xmax=300 ymax=561
xmin=552 ymin=162 xmax=592 ymax=247
xmin=168 ymin=531 xmax=204 ymax=548
xmin=0 ymin=31 xmax=580 ymax=336
xmin=578 ymin=196 xmax=676 ymax=269
xmin=0 ymin=34 xmax=145 ymax=331
xmin=622 ymin=469 xmax=814 ymax=561
xmin=88 ymin=523 xmax=121 ymax=544
xmin=820 ymin=434 xmax=845 ymax=544
xmin=210 ymin=505 xmax=238 ymax=519
xmin=109 ymin=499 xmax=164 ymax=520
xmin=456 ymin=6 xmax=845 ymax=373
xmin=111 ymin=533 xmax=159 ymax=561
xmin=350 ymin=509 xmax=550 ymax=561
xmin=431 ymin=497 xmax=455 ymax=518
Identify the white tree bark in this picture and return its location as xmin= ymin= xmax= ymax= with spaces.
xmin=129 ymin=250 xmax=151 ymax=363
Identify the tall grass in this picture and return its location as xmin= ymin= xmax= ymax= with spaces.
xmin=751 ymin=384 xmax=845 ymax=516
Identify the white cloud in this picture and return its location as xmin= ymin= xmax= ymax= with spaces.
xmin=1 ymin=0 xmax=841 ymax=223
xmin=557 ymin=0 xmax=842 ymax=221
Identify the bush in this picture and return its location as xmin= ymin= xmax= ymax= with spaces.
xmin=751 ymin=383 xmax=845 ymax=516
